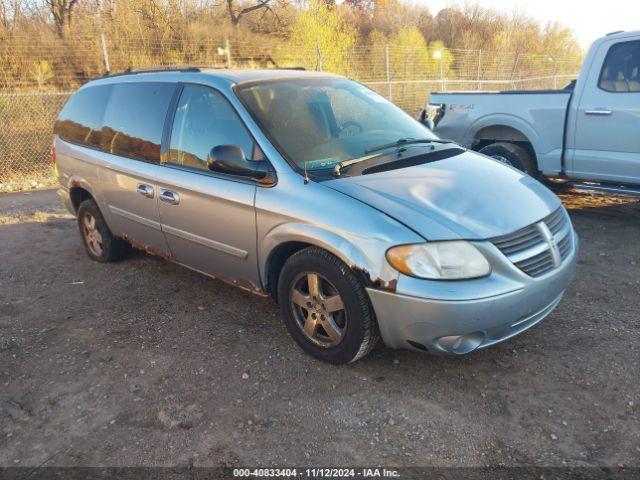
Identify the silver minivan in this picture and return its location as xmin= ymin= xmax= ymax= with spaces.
xmin=54 ymin=68 xmax=578 ymax=364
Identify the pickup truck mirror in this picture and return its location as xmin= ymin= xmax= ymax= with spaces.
xmin=418 ymin=109 xmax=435 ymax=130
xmin=207 ymin=145 xmax=271 ymax=182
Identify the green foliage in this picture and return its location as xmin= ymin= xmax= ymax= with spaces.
xmin=286 ymin=0 xmax=357 ymax=74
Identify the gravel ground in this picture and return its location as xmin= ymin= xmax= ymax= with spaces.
xmin=0 ymin=188 xmax=638 ymax=468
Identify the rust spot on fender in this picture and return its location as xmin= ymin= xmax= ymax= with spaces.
xmin=372 ymin=277 xmax=398 ymax=292
xmin=350 ymin=264 xmax=397 ymax=293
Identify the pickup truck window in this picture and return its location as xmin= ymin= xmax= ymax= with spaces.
xmin=598 ymin=40 xmax=640 ymax=93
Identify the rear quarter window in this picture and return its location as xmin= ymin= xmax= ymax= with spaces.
xmin=100 ymin=82 xmax=176 ymax=163
xmin=54 ymin=85 xmax=112 ymax=148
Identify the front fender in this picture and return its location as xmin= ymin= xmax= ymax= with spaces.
xmin=259 ymin=222 xmax=401 ymax=293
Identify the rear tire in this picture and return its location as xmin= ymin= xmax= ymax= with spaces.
xmin=77 ymin=199 xmax=127 ymax=263
xmin=277 ymin=247 xmax=379 ymax=364
xmin=479 ymin=142 xmax=538 ymax=176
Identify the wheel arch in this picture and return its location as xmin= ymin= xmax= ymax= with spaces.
xmin=260 ymin=223 xmax=397 ymax=302
xmin=467 ymin=115 xmax=541 ymax=164
xmin=68 ymin=177 xmax=96 ymax=213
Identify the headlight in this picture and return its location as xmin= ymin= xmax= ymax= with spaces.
xmin=386 ymin=241 xmax=491 ymax=280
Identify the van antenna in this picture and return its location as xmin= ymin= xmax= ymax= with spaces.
xmin=303 ymin=160 xmax=310 ymax=184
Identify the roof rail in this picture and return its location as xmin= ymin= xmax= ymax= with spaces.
xmin=606 ymin=30 xmax=625 ymax=36
xmin=103 ymin=65 xmax=206 ymax=78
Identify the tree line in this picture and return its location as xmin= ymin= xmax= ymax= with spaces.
xmin=0 ymin=0 xmax=584 ymax=90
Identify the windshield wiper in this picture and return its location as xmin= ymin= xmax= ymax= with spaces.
xmin=364 ymin=137 xmax=454 ymax=154
xmin=332 ymin=153 xmax=380 ymax=177
xmin=333 ymin=138 xmax=458 ymax=177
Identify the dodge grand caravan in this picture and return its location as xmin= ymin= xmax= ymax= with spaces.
xmin=54 ymin=68 xmax=578 ymax=364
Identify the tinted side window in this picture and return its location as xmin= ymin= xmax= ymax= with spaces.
xmin=101 ymin=82 xmax=176 ymax=163
xmin=598 ymin=41 xmax=640 ymax=92
xmin=54 ymin=85 xmax=111 ymax=148
xmin=168 ymin=85 xmax=256 ymax=171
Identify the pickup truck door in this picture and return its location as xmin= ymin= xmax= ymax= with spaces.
xmin=155 ymin=84 xmax=262 ymax=292
xmin=569 ymin=39 xmax=640 ymax=184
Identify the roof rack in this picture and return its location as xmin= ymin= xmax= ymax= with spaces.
xmin=606 ymin=30 xmax=625 ymax=36
xmin=103 ymin=65 xmax=207 ymax=78
xmin=101 ymin=64 xmax=308 ymax=79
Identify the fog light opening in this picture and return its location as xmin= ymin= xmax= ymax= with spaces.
xmin=437 ymin=332 xmax=485 ymax=355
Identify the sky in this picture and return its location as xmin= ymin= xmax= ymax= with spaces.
xmin=420 ymin=0 xmax=639 ymax=49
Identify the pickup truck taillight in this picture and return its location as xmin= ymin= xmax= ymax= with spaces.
xmin=427 ymin=103 xmax=445 ymax=127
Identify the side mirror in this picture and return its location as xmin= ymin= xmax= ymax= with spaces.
xmin=418 ymin=108 xmax=435 ymax=130
xmin=207 ymin=145 xmax=270 ymax=181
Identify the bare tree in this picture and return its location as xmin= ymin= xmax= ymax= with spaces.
xmin=224 ymin=0 xmax=274 ymax=27
xmin=0 ymin=0 xmax=23 ymax=31
xmin=45 ymin=0 xmax=79 ymax=37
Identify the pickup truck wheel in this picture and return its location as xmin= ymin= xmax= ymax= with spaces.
xmin=77 ymin=199 xmax=127 ymax=263
xmin=277 ymin=247 xmax=379 ymax=364
xmin=479 ymin=142 xmax=538 ymax=176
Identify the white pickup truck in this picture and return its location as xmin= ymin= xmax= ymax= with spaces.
xmin=427 ymin=30 xmax=640 ymax=194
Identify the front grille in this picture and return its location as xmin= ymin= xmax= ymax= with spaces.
xmin=491 ymin=207 xmax=573 ymax=277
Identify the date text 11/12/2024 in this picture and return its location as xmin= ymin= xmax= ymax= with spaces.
xmin=232 ymin=468 xmax=400 ymax=477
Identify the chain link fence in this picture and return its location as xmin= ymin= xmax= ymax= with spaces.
xmin=0 ymin=35 xmax=581 ymax=191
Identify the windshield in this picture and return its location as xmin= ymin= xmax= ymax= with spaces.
xmin=235 ymin=77 xmax=439 ymax=171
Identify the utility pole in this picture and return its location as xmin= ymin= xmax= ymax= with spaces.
xmin=385 ymin=44 xmax=391 ymax=100
xmin=225 ymin=38 xmax=232 ymax=68
xmin=100 ymin=33 xmax=110 ymax=75
xmin=315 ymin=45 xmax=323 ymax=71
xmin=477 ymin=50 xmax=482 ymax=90
xmin=510 ymin=53 xmax=520 ymax=90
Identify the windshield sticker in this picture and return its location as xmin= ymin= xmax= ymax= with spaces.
xmin=305 ymin=158 xmax=342 ymax=170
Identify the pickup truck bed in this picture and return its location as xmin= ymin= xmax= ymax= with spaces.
xmin=431 ymin=90 xmax=572 ymax=175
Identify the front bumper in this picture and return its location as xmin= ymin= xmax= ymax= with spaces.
xmin=367 ymin=233 xmax=578 ymax=354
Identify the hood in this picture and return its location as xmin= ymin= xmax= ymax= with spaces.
xmin=324 ymin=150 xmax=561 ymax=240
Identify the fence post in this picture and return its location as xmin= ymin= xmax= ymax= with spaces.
xmin=315 ymin=45 xmax=323 ymax=71
xmin=385 ymin=44 xmax=392 ymax=100
xmin=477 ymin=49 xmax=482 ymax=90
xmin=100 ymin=33 xmax=110 ymax=75
xmin=224 ymin=38 xmax=232 ymax=68
xmin=510 ymin=53 xmax=520 ymax=90
xmin=552 ymin=57 xmax=558 ymax=89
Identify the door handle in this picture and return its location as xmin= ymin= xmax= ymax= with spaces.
xmin=136 ymin=183 xmax=154 ymax=198
xmin=159 ymin=189 xmax=180 ymax=205
xmin=585 ymin=109 xmax=612 ymax=116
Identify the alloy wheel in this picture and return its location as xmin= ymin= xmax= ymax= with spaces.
xmin=82 ymin=212 xmax=103 ymax=257
xmin=289 ymin=272 xmax=347 ymax=348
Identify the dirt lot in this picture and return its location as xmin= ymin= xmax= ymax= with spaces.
xmin=0 ymin=188 xmax=638 ymax=468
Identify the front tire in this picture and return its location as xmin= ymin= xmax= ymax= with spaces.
xmin=479 ymin=142 xmax=538 ymax=176
xmin=277 ymin=247 xmax=379 ymax=364
xmin=77 ymin=199 xmax=127 ymax=263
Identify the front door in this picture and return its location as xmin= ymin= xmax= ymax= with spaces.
xmin=569 ymin=39 xmax=640 ymax=184
xmin=156 ymin=84 xmax=262 ymax=292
